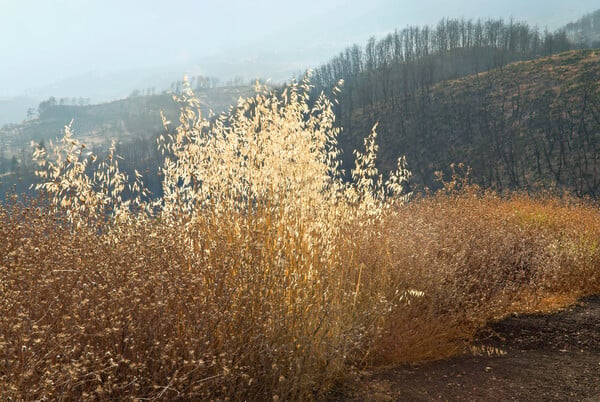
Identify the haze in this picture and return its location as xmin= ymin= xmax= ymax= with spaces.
xmin=1 ymin=0 xmax=598 ymax=101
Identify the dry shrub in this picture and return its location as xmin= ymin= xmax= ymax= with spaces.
xmin=1 ymin=77 xmax=600 ymax=400
xmin=3 ymin=77 xmax=411 ymax=400
xmin=370 ymin=188 xmax=600 ymax=363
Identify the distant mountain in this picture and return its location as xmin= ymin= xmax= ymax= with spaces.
xmin=0 ymin=85 xmax=254 ymax=157
xmin=21 ymin=68 xmax=187 ymax=105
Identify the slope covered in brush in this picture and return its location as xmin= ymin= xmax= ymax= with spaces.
xmin=342 ymin=49 xmax=600 ymax=195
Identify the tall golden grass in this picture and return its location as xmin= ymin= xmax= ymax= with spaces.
xmin=1 ymin=77 xmax=599 ymax=400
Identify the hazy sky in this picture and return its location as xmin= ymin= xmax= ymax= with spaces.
xmin=1 ymin=0 xmax=598 ymax=98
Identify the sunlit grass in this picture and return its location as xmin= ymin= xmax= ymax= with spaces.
xmin=1 ymin=77 xmax=599 ymax=400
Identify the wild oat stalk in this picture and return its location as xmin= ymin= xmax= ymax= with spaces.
xmin=31 ymin=122 xmax=149 ymax=230
xmin=26 ymin=74 xmax=418 ymax=400
xmin=154 ymin=74 xmax=411 ymax=253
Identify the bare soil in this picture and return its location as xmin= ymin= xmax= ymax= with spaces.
xmin=336 ymin=294 xmax=600 ymax=401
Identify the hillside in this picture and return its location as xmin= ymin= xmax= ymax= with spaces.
xmin=0 ymin=85 xmax=254 ymax=157
xmin=0 ymin=85 xmax=254 ymax=198
xmin=342 ymin=49 xmax=600 ymax=196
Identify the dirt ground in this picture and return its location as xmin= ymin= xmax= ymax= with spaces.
xmin=338 ymin=294 xmax=600 ymax=401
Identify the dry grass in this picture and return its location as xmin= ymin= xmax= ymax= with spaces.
xmin=1 ymin=78 xmax=600 ymax=400
xmin=369 ymin=188 xmax=600 ymax=364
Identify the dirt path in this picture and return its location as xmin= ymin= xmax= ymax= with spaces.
xmin=340 ymin=295 xmax=600 ymax=401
